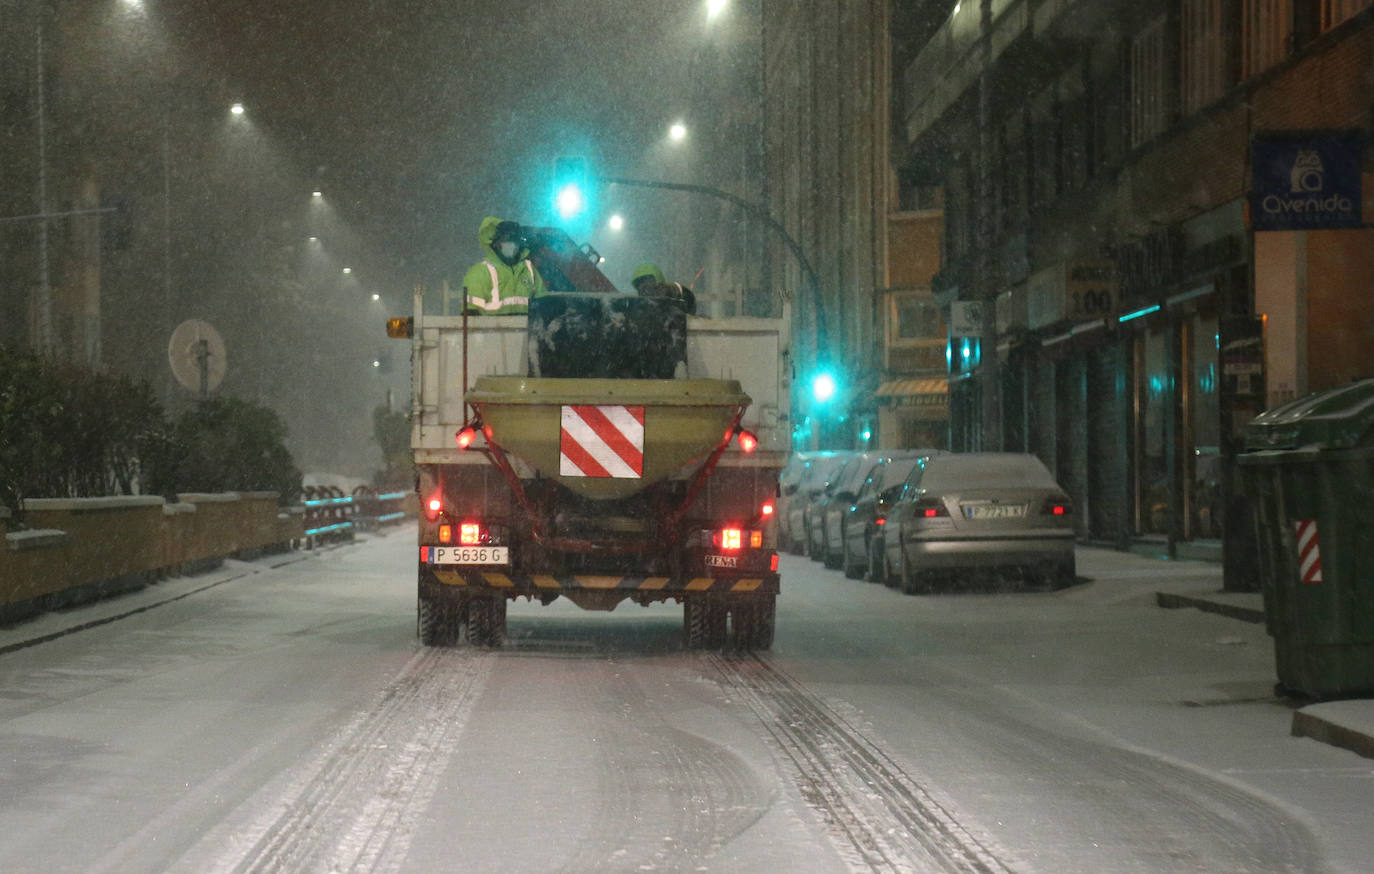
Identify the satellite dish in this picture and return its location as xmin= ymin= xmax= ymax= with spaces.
xmin=168 ymin=319 xmax=227 ymax=397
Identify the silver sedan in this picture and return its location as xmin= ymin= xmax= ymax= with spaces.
xmin=884 ymin=453 xmax=1076 ymax=593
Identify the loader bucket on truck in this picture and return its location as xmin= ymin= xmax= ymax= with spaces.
xmin=465 ymin=376 xmax=750 ymax=501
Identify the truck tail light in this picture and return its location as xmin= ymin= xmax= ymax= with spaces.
xmin=424 ymin=490 xmax=443 ymax=522
xmin=455 ymin=426 xmax=477 ymax=449
xmin=761 ymin=501 xmax=774 ymax=517
xmin=438 ymin=524 xmax=453 ymax=543
xmin=459 ymin=522 xmax=483 ymax=545
xmin=711 ymin=528 xmax=762 ymax=550
xmin=736 ymin=429 xmax=758 ymax=453
xmin=770 ymin=553 xmax=779 ymax=572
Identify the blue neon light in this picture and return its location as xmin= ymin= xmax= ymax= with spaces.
xmin=1118 ymin=304 xmax=1161 ymax=323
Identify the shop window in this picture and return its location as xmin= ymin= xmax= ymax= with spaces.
xmin=1130 ymin=15 xmax=1169 ymax=148
xmin=1181 ymin=0 xmax=1227 ymax=115
xmin=1243 ymin=0 xmax=1292 ymax=78
xmin=1187 ymin=314 xmax=1222 ymax=539
xmin=1321 ymin=0 xmax=1371 ymax=30
xmin=1137 ymin=327 xmax=1172 ymax=535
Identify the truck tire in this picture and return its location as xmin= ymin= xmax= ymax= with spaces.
xmin=730 ymin=596 xmax=775 ymax=650
xmin=684 ymin=596 xmax=726 ymax=650
xmin=418 ymin=592 xmax=459 ymax=647
xmin=465 ymin=595 xmax=507 ymax=647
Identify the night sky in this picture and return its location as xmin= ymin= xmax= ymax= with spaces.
xmin=160 ymin=0 xmax=731 ymax=291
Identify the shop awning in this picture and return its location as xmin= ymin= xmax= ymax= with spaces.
xmin=875 ymin=378 xmax=947 ymax=398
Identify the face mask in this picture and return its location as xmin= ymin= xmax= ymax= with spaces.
xmin=498 ymin=241 xmax=518 ymax=260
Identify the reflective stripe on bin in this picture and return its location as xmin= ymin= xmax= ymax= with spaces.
xmin=1296 ymin=519 xmax=1323 ymax=585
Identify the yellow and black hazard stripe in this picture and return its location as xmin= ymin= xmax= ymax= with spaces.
xmin=424 ymin=568 xmax=780 ymax=594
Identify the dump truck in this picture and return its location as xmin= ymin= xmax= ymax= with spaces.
xmin=388 ymin=225 xmax=789 ymax=649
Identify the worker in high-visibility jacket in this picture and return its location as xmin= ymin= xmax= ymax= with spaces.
xmin=458 ymin=217 xmax=548 ymax=314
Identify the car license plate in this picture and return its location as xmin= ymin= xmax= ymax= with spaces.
xmin=964 ymin=504 xmax=1025 ymax=520
xmin=705 ymin=554 xmax=739 ymax=569
xmin=423 ymin=546 xmax=510 ymax=565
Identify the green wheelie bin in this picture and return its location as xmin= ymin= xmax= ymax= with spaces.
xmin=1239 ymin=378 xmax=1374 ymax=699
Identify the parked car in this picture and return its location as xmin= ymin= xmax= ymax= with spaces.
xmin=806 ymin=452 xmax=874 ymax=563
xmin=883 ymin=453 xmax=1076 ymax=594
xmin=776 ymin=452 xmax=815 ymax=554
xmin=819 ymin=452 xmax=891 ymax=569
xmin=783 ymin=451 xmax=850 ymax=556
xmin=838 ymin=450 xmax=939 ymax=581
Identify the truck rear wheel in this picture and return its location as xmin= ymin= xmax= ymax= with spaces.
xmin=684 ymin=596 xmax=726 ymax=650
xmin=730 ymin=596 xmax=776 ymax=650
xmin=418 ymin=592 xmax=459 ymax=647
xmin=465 ymin=595 xmax=507 ymax=647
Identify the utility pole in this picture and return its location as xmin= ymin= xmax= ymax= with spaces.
xmin=975 ymin=0 xmax=1001 ymax=449
xmin=34 ymin=10 xmax=53 ymax=357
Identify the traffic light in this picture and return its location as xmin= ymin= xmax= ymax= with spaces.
xmin=811 ymin=372 xmax=837 ymax=403
xmin=553 ymin=156 xmax=590 ymax=220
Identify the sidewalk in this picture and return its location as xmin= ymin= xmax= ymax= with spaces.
xmin=1122 ymin=545 xmax=1374 ymax=761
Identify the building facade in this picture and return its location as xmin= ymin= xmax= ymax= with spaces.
xmin=897 ymin=0 xmax=1373 ymax=573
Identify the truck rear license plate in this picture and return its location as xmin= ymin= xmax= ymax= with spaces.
xmin=705 ymin=554 xmax=738 ymax=568
xmin=423 ymin=546 xmax=510 ymax=565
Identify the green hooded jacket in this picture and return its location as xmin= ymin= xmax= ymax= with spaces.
xmin=459 ymin=216 xmax=548 ymax=314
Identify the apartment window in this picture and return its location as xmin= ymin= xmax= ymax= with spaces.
xmin=1058 ymin=63 xmax=1089 ymax=192
xmin=1243 ymin=0 xmax=1292 ymax=77
xmin=1322 ymin=0 xmax=1373 ymax=29
xmin=1181 ymin=0 xmax=1226 ymax=114
xmin=892 ymin=294 xmax=942 ymax=342
xmin=1130 ymin=15 xmax=1168 ymax=148
xmin=1030 ymin=85 xmax=1059 ymax=206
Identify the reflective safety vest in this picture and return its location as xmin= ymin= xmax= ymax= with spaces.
xmin=466 ymin=261 xmax=536 ymax=313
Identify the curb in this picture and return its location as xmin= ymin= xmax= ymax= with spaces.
xmin=1291 ymin=710 xmax=1374 ymax=761
xmin=1154 ymin=591 xmax=1266 ymax=624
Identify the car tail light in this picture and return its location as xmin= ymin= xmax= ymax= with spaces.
xmin=911 ymin=497 xmax=949 ymax=518
xmin=875 ymin=516 xmax=886 ymax=526
xmin=737 ymin=429 xmax=758 ymax=453
xmin=761 ymin=501 xmax=774 ymax=517
xmin=455 ymin=426 xmax=477 ymax=449
xmin=438 ymin=524 xmax=453 ymax=544
xmin=1042 ymin=497 xmax=1073 ymax=516
xmin=459 ymin=522 xmax=482 ymax=545
xmin=424 ymin=490 xmax=443 ymax=522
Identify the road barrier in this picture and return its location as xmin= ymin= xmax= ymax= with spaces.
xmin=301 ymin=486 xmax=414 ymax=547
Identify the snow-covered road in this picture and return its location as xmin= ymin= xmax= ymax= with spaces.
xmin=0 ymin=527 xmax=1369 ymax=873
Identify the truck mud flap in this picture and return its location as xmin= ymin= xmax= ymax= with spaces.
xmin=420 ymin=565 xmax=779 ymax=596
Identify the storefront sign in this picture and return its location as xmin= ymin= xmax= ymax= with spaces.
xmin=1065 ymin=260 xmax=1118 ymax=321
xmin=1251 ymin=131 xmax=1363 ymax=231
xmin=1028 ymin=260 xmax=1118 ymax=329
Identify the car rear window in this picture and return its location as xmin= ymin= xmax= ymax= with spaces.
xmin=921 ymin=455 xmax=1057 ymax=489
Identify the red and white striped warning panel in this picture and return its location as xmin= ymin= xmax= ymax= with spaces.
xmin=1295 ymin=519 xmax=1323 ymax=585
xmin=559 ymin=405 xmax=645 ymax=478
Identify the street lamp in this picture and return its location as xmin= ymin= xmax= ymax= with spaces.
xmin=669 ymin=121 xmax=687 ymax=142
xmin=707 ymin=0 xmax=728 ymax=20
xmin=230 ymin=102 xmax=245 ymax=116
xmin=608 ymin=214 xmax=624 ymax=231
xmin=342 ymin=266 xmax=352 ymax=274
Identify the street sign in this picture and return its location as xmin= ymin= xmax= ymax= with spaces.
xmin=949 ymin=301 xmax=984 ymax=337
xmin=1250 ymin=131 xmax=1363 ymax=231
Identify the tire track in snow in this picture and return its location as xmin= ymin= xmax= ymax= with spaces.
xmin=708 ymin=653 xmax=1018 ymax=874
xmin=203 ymin=647 xmax=491 ymax=874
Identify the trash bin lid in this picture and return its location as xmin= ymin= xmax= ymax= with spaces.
xmin=1244 ymin=377 xmax=1374 ymax=451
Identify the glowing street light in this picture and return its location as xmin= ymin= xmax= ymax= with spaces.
xmin=707 ymin=0 xmax=728 ymax=20
xmin=370 ymin=293 xmax=380 ymax=301
xmin=608 ymin=214 xmax=624 ymax=231
xmin=230 ymin=102 xmax=245 ymax=116
xmin=669 ymin=121 xmax=687 ymax=142
xmin=342 ymin=266 xmax=352 ymax=275
xmin=311 ymin=190 xmax=323 ymax=199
